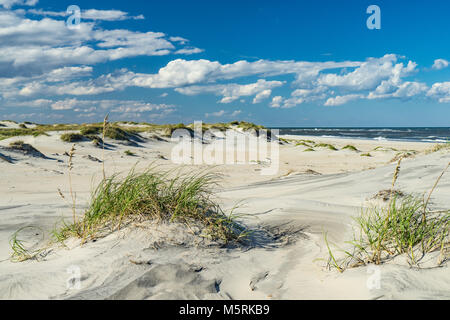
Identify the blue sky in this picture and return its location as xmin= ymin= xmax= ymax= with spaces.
xmin=0 ymin=0 xmax=449 ymax=126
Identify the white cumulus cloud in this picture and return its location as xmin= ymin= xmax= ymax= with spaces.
xmin=324 ymin=94 xmax=362 ymax=106
xmin=432 ymin=59 xmax=449 ymax=70
xmin=0 ymin=0 xmax=37 ymax=9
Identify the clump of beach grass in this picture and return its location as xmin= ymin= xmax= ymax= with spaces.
xmin=390 ymin=151 xmax=416 ymax=162
xmin=80 ymin=126 xmax=101 ymax=135
xmin=235 ymin=121 xmax=265 ymax=132
xmin=7 ymin=140 xmax=46 ymax=158
xmin=9 ymin=226 xmax=44 ymax=262
xmin=316 ymin=143 xmax=338 ymax=151
xmin=425 ymin=142 xmax=450 ymax=154
xmin=57 ymin=144 xmax=77 ymax=226
xmin=278 ymin=137 xmax=290 ymax=144
xmin=104 ymin=126 xmax=131 ymax=141
xmin=373 ymin=189 xmax=405 ymax=202
xmin=373 ymin=146 xmax=398 ymax=152
xmin=54 ymin=167 xmax=248 ymax=245
xmin=0 ymin=128 xmax=48 ymax=141
xmin=9 ymin=140 xmax=25 ymax=148
xmin=90 ymin=137 xmax=102 ymax=147
xmin=326 ymin=161 xmax=450 ymax=271
xmin=296 ymin=142 xmax=312 ymax=147
xmin=342 ymin=145 xmax=358 ymax=152
xmin=360 ymin=152 xmax=372 ymax=157
xmin=60 ymin=133 xmax=84 ymax=143
xmin=161 ymin=123 xmax=191 ymax=137
xmin=210 ymin=123 xmax=231 ymax=132
xmin=124 ymin=150 xmax=135 ymax=156
xmin=303 ymin=148 xmax=315 ymax=152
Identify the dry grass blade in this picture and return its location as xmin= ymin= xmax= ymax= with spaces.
xmin=424 ymin=162 xmax=450 ymax=212
xmin=68 ymin=144 xmax=77 ymax=224
xmin=102 ymin=114 xmax=109 ymax=180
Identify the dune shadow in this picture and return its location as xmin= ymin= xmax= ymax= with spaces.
xmin=0 ymin=144 xmax=58 ymax=162
xmin=241 ymin=221 xmax=310 ymax=250
xmin=0 ymin=151 xmax=15 ymax=163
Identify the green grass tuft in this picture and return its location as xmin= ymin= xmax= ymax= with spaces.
xmin=342 ymin=145 xmax=358 ymax=151
xmin=316 ymin=143 xmax=338 ymax=151
xmin=326 ymin=163 xmax=450 ymax=271
xmin=104 ymin=126 xmax=130 ymax=140
xmin=54 ymin=167 xmax=248 ymax=244
xmin=60 ymin=133 xmax=85 ymax=142
xmin=9 ymin=140 xmax=25 ymax=147
xmin=373 ymin=146 xmax=398 ymax=152
xmin=80 ymin=126 xmax=101 ymax=135
xmin=0 ymin=128 xmax=47 ymax=141
xmin=161 ymin=123 xmax=193 ymax=137
xmin=103 ymin=126 xmax=143 ymax=141
xmin=235 ymin=121 xmax=266 ymax=131
xmin=425 ymin=142 xmax=450 ymax=154
xmin=296 ymin=142 xmax=312 ymax=147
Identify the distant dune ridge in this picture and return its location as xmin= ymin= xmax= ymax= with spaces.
xmin=0 ymin=120 xmax=449 ymax=300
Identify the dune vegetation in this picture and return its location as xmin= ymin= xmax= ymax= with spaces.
xmin=327 ymin=160 xmax=450 ymax=271
xmin=342 ymin=144 xmax=358 ymax=151
xmin=316 ymin=143 xmax=338 ymax=151
xmin=54 ymin=167 xmax=248 ymax=245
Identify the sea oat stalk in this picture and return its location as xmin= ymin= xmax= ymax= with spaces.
xmin=102 ymin=114 xmax=109 ymax=180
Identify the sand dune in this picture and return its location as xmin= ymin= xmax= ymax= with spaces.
xmin=0 ymin=123 xmax=448 ymax=300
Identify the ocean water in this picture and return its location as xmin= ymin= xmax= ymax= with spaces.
xmin=273 ymin=127 xmax=450 ymax=143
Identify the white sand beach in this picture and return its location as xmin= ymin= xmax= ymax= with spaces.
xmin=0 ymin=121 xmax=449 ymax=300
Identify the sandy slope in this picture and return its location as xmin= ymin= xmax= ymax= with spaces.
xmin=0 ymin=126 xmax=448 ymax=300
